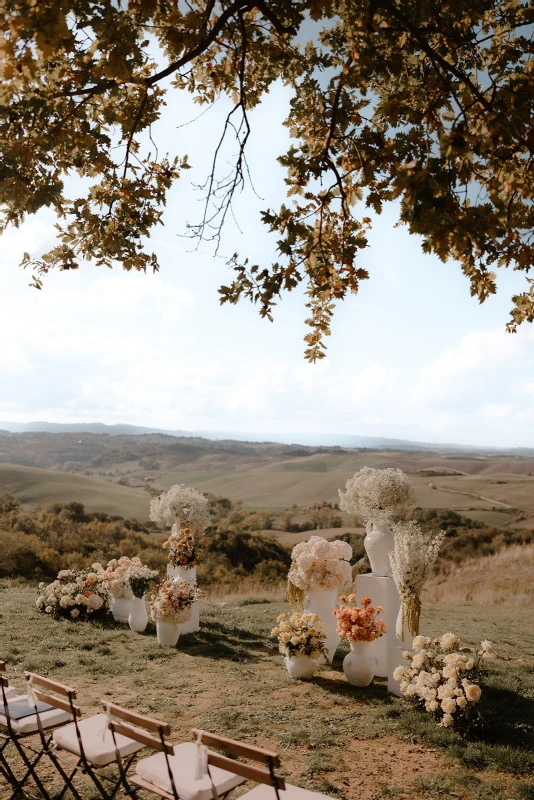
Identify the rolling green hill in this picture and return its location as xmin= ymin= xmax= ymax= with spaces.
xmin=0 ymin=463 xmax=150 ymax=520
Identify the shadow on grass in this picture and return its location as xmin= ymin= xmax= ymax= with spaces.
xmin=177 ymin=619 xmax=268 ymax=662
xmin=311 ymin=673 xmax=391 ymax=704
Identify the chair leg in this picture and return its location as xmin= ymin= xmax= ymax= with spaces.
xmin=8 ymin=738 xmax=52 ymax=800
xmin=47 ymin=754 xmax=85 ymax=800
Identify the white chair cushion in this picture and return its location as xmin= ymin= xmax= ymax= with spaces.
xmin=135 ymin=741 xmax=245 ymax=800
xmin=53 ymin=713 xmax=144 ymax=767
xmin=240 ymin=784 xmax=336 ymax=800
xmin=3 ymin=686 xmax=17 ymax=700
xmin=0 ymin=695 xmax=71 ymax=734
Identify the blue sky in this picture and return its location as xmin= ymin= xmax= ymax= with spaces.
xmin=1 ymin=80 xmax=533 ymax=448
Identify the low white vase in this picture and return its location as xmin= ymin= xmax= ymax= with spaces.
xmin=285 ymin=655 xmax=319 ymax=680
xmin=128 ymin=596 xmax=148 ymax=633
xmin=343 ymin=641 xmax=377 ymax=687
xmin=156 ymin=620 xmax=181 ymax=647
xmin=304 ymin=587 xmax=339 ymax=663
xmin=110 ymin=596 xmax=131 ymax=623
xmin=365 ymin=520 xmax=395 ymax=577
xmin=167 ymin=564 xmax=199 ymax=634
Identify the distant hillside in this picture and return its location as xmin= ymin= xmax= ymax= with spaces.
xmin=2 ymin=420 xmax=533 ymax=454
xmin=0 ymin=463 xmax=150 ymax=520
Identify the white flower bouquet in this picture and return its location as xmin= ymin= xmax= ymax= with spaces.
xmin=125 ymin=564 xmax=160 ymax=599
xmin=36 ymin=565 xmax=108 ymax=620
xmin=339 ymin=467 xmax=415 ymax=523
xmin=389 ymin=520 xmax=445 ymax=640
xmin=149 ymin=484 xmax=212 ymax=531
xmin=287 ymin=536 xmax=352 ymax=608
xmin=101 ymin=556 xmax=143 ymax=599
xmin=271 ymin=612 xmax=327 ymax=660
xmin=394 ymin=634 xmax=496 ymax=732
xmin=150 ymin=579 xmax=201 ymax=624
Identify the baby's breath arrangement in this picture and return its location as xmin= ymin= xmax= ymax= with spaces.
xmin=339 ymin=467 xmax=415 ymax=523
xmin=149 ymin=484 xmax=212 ymax=531
xmin=394 ymin=634 xmax=496 ymax=732
xmin=389 ymin=520 xmax=445 ymax=640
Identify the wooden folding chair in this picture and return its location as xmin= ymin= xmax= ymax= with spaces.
xmin=27 ymin=676 xmax=146 ymax=800
xmin=111 ymin=716 xmax=245 ymax=800
xmin=189 ymin=730 xmax=337 ymax=800
xmin=0 ymin=664 xmax=73 ymax=800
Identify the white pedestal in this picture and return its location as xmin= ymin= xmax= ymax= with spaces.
xmin=355 ymin=574 xmax=400 ymax=678
xmin=387 ymin=646 xmax=414 ymax=697
xmin=167 ymin=564 xmax=199 ymax=634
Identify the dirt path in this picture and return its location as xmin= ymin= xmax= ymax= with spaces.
xmin=430 ymin=482 xmax=515 ymax=511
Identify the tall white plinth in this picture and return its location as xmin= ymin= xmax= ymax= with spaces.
xmin=355 ymin=574 xmax=400 ymax=678
xmin=167 ymin=564 xmax=199 ymax=634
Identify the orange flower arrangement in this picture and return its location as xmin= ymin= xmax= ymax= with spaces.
xmin=162 ymin=527 xmax=208 ymax=567
xmin=333 ymin=595 xmax=387 ymax=643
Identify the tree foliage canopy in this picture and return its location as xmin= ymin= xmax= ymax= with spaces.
xmin=2 ymin=0 xmax=534 ymax=358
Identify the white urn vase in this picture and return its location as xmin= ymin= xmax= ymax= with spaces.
xmin=364 ymin=520 xmax=395 ymax=577
xmin=303 ymin=587 xmax=339 ymax=664
xmin=110 ymin=596 xmax=131 ymax=623
xmin=128 ymin=596 xmax=148 ymax=633
xmin=167 ymin=564 xmax=199 ymax=634
xmin=156 ymin=620 xmax=181 ymax=647
xmin=285 ymin=655 xmax=319 ymax=680
xmin=343 ymin=641 xmax=377 ymax=687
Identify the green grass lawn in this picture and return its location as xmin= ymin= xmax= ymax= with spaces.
xmin=1 ymin=584 xmax=534 ymax=800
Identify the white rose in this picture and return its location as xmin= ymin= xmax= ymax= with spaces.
xmin=441 ymin=698 xmax=456 ymax=714
xmin=440 ymin=632 xmax=459 ymax=650
xmin=457 ymin=696 xmax=467 ymax=709
xmin=437 ymin=684 xmax=454 ymax=699
xmin=441 ymin=713 xmax=454 ymax=728
xmin=45 ymin=605 xmax=53 ymax=613
xmin=465 ymin=683 xmax=482 ymax=703
xmin=412 ymin=635 xmax=427 ymax=650
xmin=393 ymin=666 xmax=406 ymax=682
xmin=481 ymin=639 xmax=495 ymax=654
xmin=412 ymin=653 xmax=426 ymax=670
xmin=70 ymin=608 xmax=80 ymax=618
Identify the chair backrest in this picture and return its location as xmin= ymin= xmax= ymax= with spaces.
xmin=102 ymin=701 xmax=174 ymax=755
xmin=192 ymin=729 xmax=286 ymax=791
xmin=0 ymin=660 xmax=9 ymax=697
xmin=24 ymin=672 xmax=81 ymax=718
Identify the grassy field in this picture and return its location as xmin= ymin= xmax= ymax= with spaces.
xmin=2 ymin=584 xmax=534 ymax=800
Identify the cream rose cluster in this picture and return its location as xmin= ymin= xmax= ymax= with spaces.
xmin=36 ymin=565 xmax=108 ymax=620
xmin=272 ymin=612 xmax=327 ymax=661
xmin=394 ymin=633 xmax=493 ymax=732
xmin=288 ymin=536 xmax=353 ymax=593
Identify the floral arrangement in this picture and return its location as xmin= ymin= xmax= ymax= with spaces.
xmin=389 ymin=520 xmax=445 ymax=640
xmin=338 ymin=467 xmax=415 ymax=523
xmin=150 ymin=579 xmax=201 ymax=624
xmin=36 ymin=566 xmax=108 ymax=620
xmin=149 ymin=484 xmax=212 ymax=531
xmin=101 ymin=556 xmax=143 ymax=599
xmin=394 ymin=633 xmax=496 ymax=731
xmin=333 ymin=595 xmax=387 ymax=642
xmin=125 ymin=564 xmax=159 ymax=598
xmin=287 ymin=536 xmax=352 ymax=609
xmin=163 ymin=526 xmax=208 ymax=568
xmin=271 ymin=612 xmax=327 ymax=660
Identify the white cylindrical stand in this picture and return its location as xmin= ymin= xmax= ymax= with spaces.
xmin=167 ymin=564 xmax=199 ymax=634
xmin=355 ymin=573 xmax=400 ymax=678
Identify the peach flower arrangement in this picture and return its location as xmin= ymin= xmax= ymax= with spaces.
xmin=333 ymin=595 xmax=387 ymax=642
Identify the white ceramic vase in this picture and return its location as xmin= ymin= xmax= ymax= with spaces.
xmin=364 ymin=520 xmax=395 ymax=577
xmin=167 ymin=564 xmax=199 ymax=634
xmin=395 ymin=602 xmax=415 ymax=650
xmin=156 ymin=620 xmax=181 ymax=647
xmin=128 ymin=596 xmax=148 ymax=633
xmin=285 ymin=655 xmax=319 ymax=680
xmin=343 ymin=641 xmax=377 ymax=687
xmin=110 ymin=596 xmax=131 ymax=623
xmin=303 ymin=587 xmax=339 ymax=664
